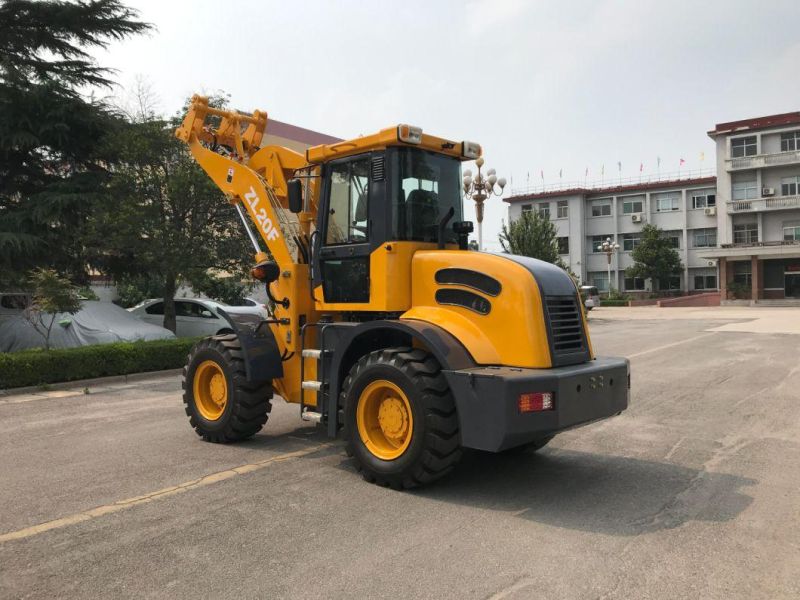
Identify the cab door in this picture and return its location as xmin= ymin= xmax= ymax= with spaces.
xmin=316 ymin=154 xmax=373 ymax=303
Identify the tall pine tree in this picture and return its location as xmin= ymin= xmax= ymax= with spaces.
xmin=0 ymin=0 xmax=150 ymax=286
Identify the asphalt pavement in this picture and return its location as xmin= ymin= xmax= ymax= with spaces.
xmin=1 ymin=307 xmax=798 ymax=599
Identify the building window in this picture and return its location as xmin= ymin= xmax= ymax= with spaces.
xmin=731 ymin=136 xmax=757 ymax=158
xmin=591 ymin=199 xmax=612 ymax=217
xmin=694 ymin=274 xmax=717 ymax=290
xmin=624 ymin=277 xmax=646 ymax=291
xmin=691 ymin=192 xmax=716 ymax=209
xmin=732 ymin=181 xmax=758 ymax=201
xmin=589 ymin=271 xmax=609 ymax=292
xmin=622 ymin=198 xmax=643 ymax=214
xmin=521 ymin=204 xmax=532 ymax=214
xmin=781 ymin=176 xmax=800 ymax=196
xmin=733 ymin=223 xmax=758 ymax=244
xmin=556 ymin=200 xmax=569 ymax=219
xmin=665 ymin=232 xmax=681 ymax=249
xmin=655 ymin=193 xmax=680 ymax=212
xmin=733 ymin=261 xmax=752 ymax=286
xmin=657 ymin=276 xmax=681 ymax=291
xmin=537 ymin=203 xmax=550 ymax=220
xmin=693 ymin=228 xmax=717 ymax=248
xmin=783 ymin=224 xmax=800 ymax=241
xmin=622 ymin=233 xmax=641 ymax=252
xmin=781 ymin=131 xmax=800 ymax=152
xmin=591 ymin=235 xmax=613 ymax=253
xmin=557 ymin=236 xmax=569 ymax=254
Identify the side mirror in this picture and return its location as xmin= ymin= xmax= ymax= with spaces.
xmin=287 ymin=179 xmax=303 ymax=213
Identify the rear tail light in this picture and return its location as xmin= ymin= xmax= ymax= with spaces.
xmin=518 ymin=392 xmax=554 ymax=413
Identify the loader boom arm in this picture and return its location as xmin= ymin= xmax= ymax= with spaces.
xmin=174 ymin=95 xmax=308 ymax=269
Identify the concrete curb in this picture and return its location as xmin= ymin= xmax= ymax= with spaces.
xmin=0 ymin=368 xmax=182 ymax=397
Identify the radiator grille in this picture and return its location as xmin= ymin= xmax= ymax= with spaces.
xmin=545 ymin=295 xmax=586 ymax=359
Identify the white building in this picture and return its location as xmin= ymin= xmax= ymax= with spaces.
xmin=504 ymin=177 xmax=718 ymax=295
xmin=504 ymin=110 xmax=800 ymax=300
xmin=700 ymin=112 xmax=800 ymax=300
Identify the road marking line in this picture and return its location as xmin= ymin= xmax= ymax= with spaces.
xmin=0 ymin=443 xmax=331 ymax=544
xmin=627 ymin=332 xmax=717 ymax=359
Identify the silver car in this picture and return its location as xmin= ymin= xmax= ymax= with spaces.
xmin=128 ymin=298 xmax=266 ymax=338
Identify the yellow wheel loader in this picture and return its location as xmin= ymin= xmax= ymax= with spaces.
xmin=176 ymin=96 xmax=629 ymax=488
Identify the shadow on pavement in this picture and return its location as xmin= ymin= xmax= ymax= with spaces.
xmin=408 ymin=448 xmax=756 ymax=536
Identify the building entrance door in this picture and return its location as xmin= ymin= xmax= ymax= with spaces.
xmin=785 ymin=273 xmax=800 ymax=298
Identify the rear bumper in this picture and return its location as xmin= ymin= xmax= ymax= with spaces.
xmin=443 ymin=356 xmax=629 ymax=452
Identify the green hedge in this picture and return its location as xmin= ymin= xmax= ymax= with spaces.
xmin=0 ymin=337 xmax=201 ymax=390
xmin=600 ymin=299 xmax=630 ymax=307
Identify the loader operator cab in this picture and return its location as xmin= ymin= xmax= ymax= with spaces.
xmin=312 ymin=146 xmax=465 ymax=305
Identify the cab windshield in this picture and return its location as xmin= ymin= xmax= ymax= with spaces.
xmin=390 ymin=147 xmax=463 ymax=244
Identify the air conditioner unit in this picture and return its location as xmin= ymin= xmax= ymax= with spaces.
xmin=707 ymin=260 xmax=717 ymax=267
xmin=704 ymin=207 xmax=717 ymax=216
xmin=762 ymin=187 xmax=776 ymax=196
xmin=631 ymin=213 xmax=643 ymax=223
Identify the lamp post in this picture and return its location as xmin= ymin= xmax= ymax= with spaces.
xmin=597 ymin=237 xmax=620 ymax=293
xmin=462 ymin=157 xmax=506 ymax=251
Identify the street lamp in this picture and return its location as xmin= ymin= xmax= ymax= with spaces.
xmin=597 ymin=237 xmax=620 ymax=293
xmin=463 ymin=156 xmax=506 ymax=251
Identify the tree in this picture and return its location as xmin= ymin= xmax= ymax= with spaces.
xmin=23 ymin=268 xmax=83 ymax=350
xmin=499 ymin=211 xmax=563 ymax=266
xmin=90 ymin=94 xmax=252 ymax=332
xmin=625 ymin=224 xmax=683 ymax=290
xmin=0 ymin=0 xmax=151 ymax=287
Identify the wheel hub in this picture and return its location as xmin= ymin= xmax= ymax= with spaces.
xmin=193 ymin=360 xmax=228 ymax=421
xmin=209 ymin=373 xmax=226 ymax=407
xmin=356 ymin=379 xmax=414 ymax=461
xmin=378 ymin=397 xmax=409 ymax=441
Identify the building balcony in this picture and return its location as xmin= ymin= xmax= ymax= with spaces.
xmin=728 ymin=194 xmax=800 ymax=213
xmin=725 ymin=149 xmax=800 ymax=171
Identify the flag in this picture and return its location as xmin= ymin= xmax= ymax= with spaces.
xmin=526 ymin=171 xmax=530 ymax=184
xmin=639 ymin=162 xmax=643 ymax=172
xmin=540 ymin=169 xmax=544 ymax=180
xmin=679 ymin=158 xmax=686 ymax=166
xmin=601 ymin=164 xmax=605 ymax=176
xmin=559 ymin=168 xmax=562 ymax=178
xmin=657 ymin=156 xmax=661 ymax=168
xmin=700 ymin=151 xmax=705 ymax=162
xmin=617 ymin=161 xmax=622 ymax=172
xmin=585 ymin=167 xmax=588 ymax=177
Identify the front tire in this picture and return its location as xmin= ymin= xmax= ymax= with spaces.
xmin=342 ymin=347 xmax=461 ymax=489
xmin=182 ymin=334 xmax=272 ymax=442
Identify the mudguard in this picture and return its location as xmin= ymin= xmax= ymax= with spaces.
xmin=217 ymin=309 xmax=283 ymax=384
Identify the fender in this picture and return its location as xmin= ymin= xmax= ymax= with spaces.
xmin=217 ymin=309 xmax=283 ymax=384
xmin=324 ymin=319 xmax=476 ymax=436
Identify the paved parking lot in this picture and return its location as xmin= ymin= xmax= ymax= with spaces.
xmin=1 ymin=306 xmax=798 ymax=599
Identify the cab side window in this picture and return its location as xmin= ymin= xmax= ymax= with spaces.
xmin=326 ymin=157 xmax=370 ymax=245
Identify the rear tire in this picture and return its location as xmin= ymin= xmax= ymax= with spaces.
xmin=182 ymin=334 xmax=272 ymax=442
xmin=342 ymin=347 xmax=461 ymax=489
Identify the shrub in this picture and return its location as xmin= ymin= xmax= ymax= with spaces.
xmin=600 ymin=299 xmax=630 ymax=307
xmin=0 ymin=338 xmax=201 ymax=389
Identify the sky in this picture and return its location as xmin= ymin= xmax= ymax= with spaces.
xmin=93 ymin=0 xmax=800 ymax=251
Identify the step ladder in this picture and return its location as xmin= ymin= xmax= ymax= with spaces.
xmin=299 ymin=324 xmax=328 ymax=424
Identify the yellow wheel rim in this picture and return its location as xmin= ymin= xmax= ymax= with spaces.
xmin=193 ymin=360 xmax=228 ymax=421
xmin=356 ymin=379 xmax=414 ymax=461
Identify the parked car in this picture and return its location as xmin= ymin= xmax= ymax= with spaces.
xmin=580 ymin=285 xmax=601 ymax=311
xmin=1 ymin=301 xmax=174 ymax=352
xmin=128 ymin=298 xmax=264 ymax=338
